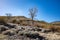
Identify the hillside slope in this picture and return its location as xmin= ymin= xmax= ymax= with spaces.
xmin=0 ymin=16 xmax=60 ymax=29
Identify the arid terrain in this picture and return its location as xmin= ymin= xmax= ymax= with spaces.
xmin=0 ymin=16 xmax=60 ymax=40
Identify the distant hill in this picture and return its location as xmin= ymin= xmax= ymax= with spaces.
xmin=51 ymin=21 xmax=60 ymax=26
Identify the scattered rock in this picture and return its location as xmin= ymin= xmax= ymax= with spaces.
xmin=0 ymin=25 xmax=9 ymax=33
xmin=2 ymin=29 xmax=17 ymax=36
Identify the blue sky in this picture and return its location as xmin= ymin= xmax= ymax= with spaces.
xmin=0 ymin=0 xmax=60 ymax=22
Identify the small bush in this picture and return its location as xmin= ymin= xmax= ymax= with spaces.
xmin=12 ymin=19 xmax=17 ymax=23
xmin=0 ymin=17 xmax=6 ymax=25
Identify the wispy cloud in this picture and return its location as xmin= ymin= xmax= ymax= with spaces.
xmin=0 ymin=0 xmax=60 ymax=22
xmin=0 ymin=0 xmax=25 ymax=16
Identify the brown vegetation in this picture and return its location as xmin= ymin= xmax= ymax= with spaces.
xmin=0 ymin=16 xmax=60 ymax=32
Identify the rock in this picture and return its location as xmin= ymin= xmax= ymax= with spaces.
xmin=4 ymin=23 xmax=16 ymax=29
xmin=2 ymin=28 xmax=17 ymax=36
xmin=0 ymin=25 xmax=9 ymax=33
xmin=18 ymin=31 xmax=45 ymax=40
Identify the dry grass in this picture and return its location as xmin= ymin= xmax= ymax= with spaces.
xmin=0 ymin=16 xmax=60 ymax=31
xmin=0 ymin=34 xmax=7 ymax=38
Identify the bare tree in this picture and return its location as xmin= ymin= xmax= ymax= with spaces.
xmin=29 ymin=8 xmax=37 ymax=26
xmin=6 ymin=13 xmax=12 ymax=19
xmin=5 ymin=13 xmax=12 ymax=22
